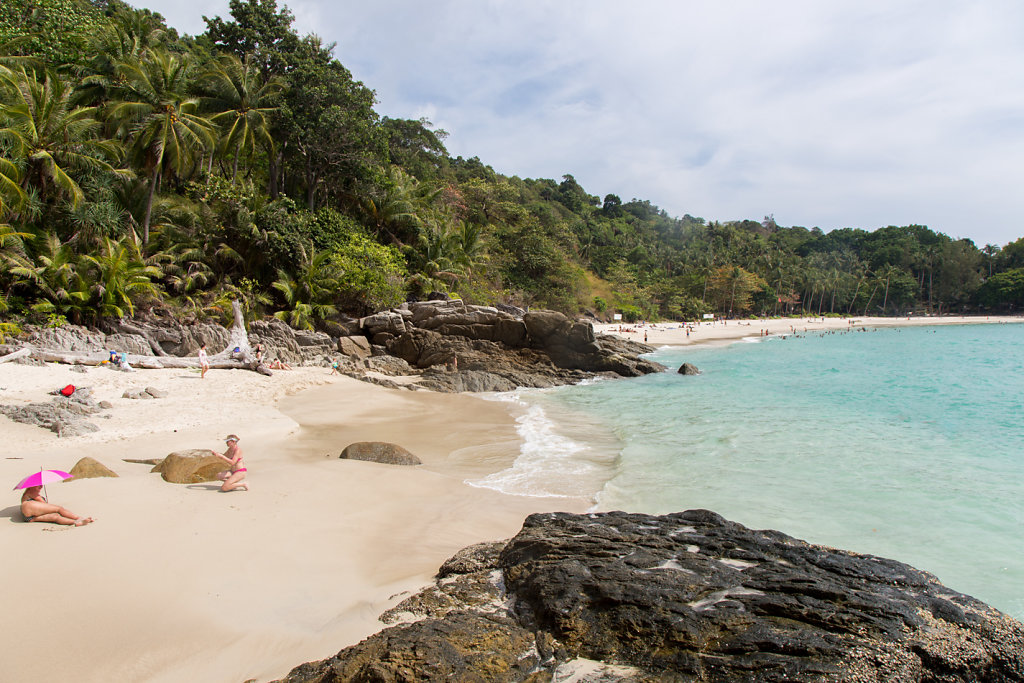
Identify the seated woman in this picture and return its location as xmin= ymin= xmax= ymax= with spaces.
xmin=212 ymin=434 xmax=249 ymax=492
xmin=268 ymin=358 xmax=292 ymax=370
xmin=20 ymin=486 xmax=94 ymax=526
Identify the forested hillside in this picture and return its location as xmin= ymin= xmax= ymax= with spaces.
xmin=2 ymin=0 xmax=1023 ymax=337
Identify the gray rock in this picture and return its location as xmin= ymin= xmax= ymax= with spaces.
xmin=337 ymin=335 xmax=372 ymax=359
xmin=360 ymin=311 xmax=407 ymax=336
xmin=339 ymin=441 xmax=422 ymax=465
xmin=0 ymin=390 xmax=105 ymax=437
xmin=678 ymin=363 xmax=700 ymax=375
xmin=145 ymin=387 xmax=167 ymax=398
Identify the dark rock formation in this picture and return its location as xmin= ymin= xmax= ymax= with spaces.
xmin=276 ymin=510 xmax=1024 ymax=683
xmin=6 ymin=298 xmax=663 ymax=394
xmin=69 ymin=457 xmax=118 ymax=479
xmin=339 ymin=442 xmax=421 ymax=466
xmin=152 ymin=449 xmax=225 ymax=483
xmin=678 ymin=362 xmax=700 ymax=375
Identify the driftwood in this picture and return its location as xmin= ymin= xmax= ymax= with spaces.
xmin=1 ymin=301 xmax=272 ymax=375
xmin=0 ymin=348 xmax=31 ymax=364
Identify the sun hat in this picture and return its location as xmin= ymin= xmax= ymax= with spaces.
xmin=225 ymin=434 xmax=240 ymax=442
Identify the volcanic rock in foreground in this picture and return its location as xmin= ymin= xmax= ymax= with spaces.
xmin=276 ymin=510 xmax=1023 ymax=682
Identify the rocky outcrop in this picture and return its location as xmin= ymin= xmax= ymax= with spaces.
xmin=152 ymin=449 xmax=225 ymax=483
xmin=69 ymin=457 xmax=118 ymax=479
xmin=6 ymin=298 xmax=663 ymax=393
xmin=276 ymin=510 xmax=1024 ymax=683
xmin=339 ymin=442 xmax=422 ymax=466
xmin=0 ymin=386 xmax=105 ymax=437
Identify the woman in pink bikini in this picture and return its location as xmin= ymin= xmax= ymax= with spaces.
xmin=213 ymin=434 xmax=249 ymax=492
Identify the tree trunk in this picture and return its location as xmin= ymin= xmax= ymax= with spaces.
xmin=0 ymin=348 xmax=31 ymax=364
xmin=141 ymin=167 xmax=160 ymax=245
xmin=0 ymin=302 xmax=271 ymax=375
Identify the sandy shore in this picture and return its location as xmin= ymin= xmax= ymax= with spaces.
xmin=0 ymin=363 xmax=584 ymax=682
xmin=596 ymin=314 xmax=1024 ymax=347
xmin=4 ymin=313 xmax=1021 ymax=681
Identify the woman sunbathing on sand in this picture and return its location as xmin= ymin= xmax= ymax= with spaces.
xmin=20 ymin=486 xmax=94 ymax=526
xmin=212 ymin=434 xmax=249 ymax=492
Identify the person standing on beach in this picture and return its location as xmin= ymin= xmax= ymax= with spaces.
xmin=212 ymin=434 xmax=248 ymax=492
xmin=198 ymin=344 xmax=210 ymax=379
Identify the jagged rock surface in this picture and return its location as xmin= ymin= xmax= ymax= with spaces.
xmin=0 ymin=387 xmax=105 ymax=437
xmin=276 ymin=510 xmax=1024 ymax=683
xmin=5 ymin=299 xmax=663 ymax=394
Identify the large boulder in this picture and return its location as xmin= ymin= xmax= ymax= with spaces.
xmin=337 ymin=335 xmax=372 ymax=359
xmin=277 ymin=510 xmax=1024 ymax=682
xmin=339 ymin=442 xmax=421 ymax=466
xmin=360 ymin=311 xmax=407 ymax=337
xmin=69 ymin=457 xmax=118 ymax=479
xmin=152 ymin=449 xmax=226 ymax=483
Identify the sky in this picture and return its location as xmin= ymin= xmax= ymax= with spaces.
xmin=138 ymin=0 xmax=1024 ymax=247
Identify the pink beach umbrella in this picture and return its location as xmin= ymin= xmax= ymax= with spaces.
xmin=14 ymin=469 xmax=73 ymax=502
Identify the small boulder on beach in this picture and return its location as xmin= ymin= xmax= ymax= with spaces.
xmin=152 ymin=449 xmax=225 ymax=483
xmin=69 ymin=457 xmax=118 ymax=479
xmin=340 ymin=442 xmax=422 ymax=466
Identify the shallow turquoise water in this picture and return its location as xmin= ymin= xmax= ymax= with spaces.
xmin=474 ymin=323 xmax=1024 ymax=620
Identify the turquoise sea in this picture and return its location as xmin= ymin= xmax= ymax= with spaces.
xmin=472 ymin=322 xmax=1024 ymax=621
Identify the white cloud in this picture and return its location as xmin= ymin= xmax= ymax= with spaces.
xmin=134 ymin=0 xmax=1024 ymax=245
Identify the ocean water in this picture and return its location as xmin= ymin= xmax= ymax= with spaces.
xmin=472 ymin=323 xmax=1024 ymax=621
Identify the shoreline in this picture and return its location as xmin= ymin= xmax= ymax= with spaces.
xmin=3 ymin=313 xmax=1022 ymax=680
xmin=0 ymin=364 xmax=586 ymax=682
xmin=595 ymin=313 xmax=1024 ymax=347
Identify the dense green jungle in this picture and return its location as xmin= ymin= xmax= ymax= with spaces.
xmin=3 ymin=0 xmax=1024 ymax=341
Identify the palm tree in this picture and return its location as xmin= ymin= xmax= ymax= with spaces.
xmin=7 ymin=232 xmax=90 ymax=322
xmin=407 ymin=217 xmax=463 ymax=294
xmin=79 ymin=233 xmax=162 ymax=320
xmin=272 ymin=243 xmax=339 ymax=329
xmin=198 ymin=54 xmax=284 ymax=179
xmin=0 ymin=67 xmax=124 ymax=214
xmin=361 ymin=167 xmax=436 ymax=246
xmin=107 ymin=49 xmax=214 ymax=244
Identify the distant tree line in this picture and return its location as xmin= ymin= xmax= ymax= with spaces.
xmin=2 ymin=0 xmax=1022 ymax=337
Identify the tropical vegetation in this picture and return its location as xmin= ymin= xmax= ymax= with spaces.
xmin=2 ymin=0 xmax=1023 ymax=335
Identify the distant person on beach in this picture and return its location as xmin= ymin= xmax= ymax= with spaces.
xmin=254 ymin=343 xmax=264 ymax=363
xmin=20 ymin=486 xmax=94 ymax=526
xmin=330 ymin=358 xmax=340 ymax=374
xmin=212 ymin=434 xmax=248 ymax=492
xmin=198 ymin=344 xmax=210 ymax=379
xmin=269 ymin=358 xmax=292 ymax=370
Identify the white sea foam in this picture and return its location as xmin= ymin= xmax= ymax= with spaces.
xmin=468 ymin=391 xmax=612 ymax=499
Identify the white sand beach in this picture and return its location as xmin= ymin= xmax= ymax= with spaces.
xmin=0 ymin=363 xmax=582 ymax=682
xmin=596 ymin=313 xmax=1024 ymax=347
xmin=3 ymin=313 xmax=1021 ymax=681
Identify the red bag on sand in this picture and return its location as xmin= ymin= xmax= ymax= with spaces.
xmin=60 ymin=384 xmax=75 ymax=397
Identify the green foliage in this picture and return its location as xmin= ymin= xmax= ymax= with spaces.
xmin=0 ymin=0 xmax=1015 ymax=330
xmin=0 ymin=0 xmax=105 ymax=67
xmin=978 ymin=268 xmax=1024 ymax=309
xmin=331 ymin=232 xmax=406 ymax=312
